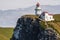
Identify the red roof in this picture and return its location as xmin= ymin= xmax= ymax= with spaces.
xmin=42 ymin=11 xmax=48 ymax=13
xmin=48 ymin=14 xmax=53 ymax=15
xmin=42 ymin=11 xmax=53 ymax=16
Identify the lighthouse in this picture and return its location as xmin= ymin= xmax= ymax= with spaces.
xmin=35 ymin=2 xmax=42 ymax=16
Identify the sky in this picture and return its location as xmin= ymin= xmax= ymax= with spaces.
xmin=0 ymin=0 xmax=60 ymax=27
xmin=0 ymin=0 xmax=60 ymax=10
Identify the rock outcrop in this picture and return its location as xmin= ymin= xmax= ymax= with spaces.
xmin=10 ymin=15 xmax=57 ymax=40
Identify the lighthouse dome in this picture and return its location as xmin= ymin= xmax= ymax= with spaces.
xmin=36 ymin=2 xmax=40 ymax=7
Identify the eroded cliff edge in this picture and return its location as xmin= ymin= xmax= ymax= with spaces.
xmin=11 ymin=15 xmax=58 ymax=40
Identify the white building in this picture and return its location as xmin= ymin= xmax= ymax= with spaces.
xmin=41 ymin=11 xmax=54 ymax=21
xmin=35 ymin=2 xmax=54 ymax=21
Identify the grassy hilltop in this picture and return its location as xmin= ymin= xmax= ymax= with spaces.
xmin=0 ymin=14 xmax=60 ymax=40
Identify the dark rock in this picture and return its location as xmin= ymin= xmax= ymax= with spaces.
xmin=10 ymin=15 xmax=57 ymax=40
xmin=38 ymin=28 xmax=57 ymax=40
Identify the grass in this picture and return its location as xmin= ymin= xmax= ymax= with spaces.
xmin=39 ymin=21 xmax=47 ymax=30
xmin=0 ymin=28 xmax=13 ymax=40
xmin=53 ymin=14 xmax=60 ymax=22
xmin=47 ymin=22 xmax=60 ymax=35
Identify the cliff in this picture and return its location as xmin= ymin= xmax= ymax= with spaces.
xmin=11 ymin=15 xmax=58 ymax=40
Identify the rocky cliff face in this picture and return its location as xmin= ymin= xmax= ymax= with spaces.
xmin=10 ymin=15 xmax=57 ymax=40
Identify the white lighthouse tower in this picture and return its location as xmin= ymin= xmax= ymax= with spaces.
xmin=35 ymin=2 xmax=42 ymax=16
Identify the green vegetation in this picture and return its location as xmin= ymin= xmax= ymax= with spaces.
xmin=47 ymin=22 xmax=60 ymax=35
xmin=22 ymin=15 xmax=39 ymax=19
xmin=53 ymin=14 xmax=60 ymax=22
xmin=39 ymin=21 xmax=47 ymax=30
xmin=0 ymin=28 xmax=13 ymax=40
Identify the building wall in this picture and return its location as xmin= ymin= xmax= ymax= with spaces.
xmin=35 ymin=7 xmax=42 ymax=16
xmin=45 ymin=14 xmax=54 ymax=21
xmin=41 ymin=13 xmax=54 ymax=21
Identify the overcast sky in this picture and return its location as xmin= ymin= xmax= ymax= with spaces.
xmin=0 ymin=0 xmax=60 ymax=10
